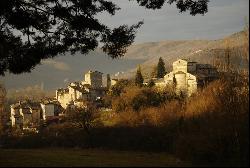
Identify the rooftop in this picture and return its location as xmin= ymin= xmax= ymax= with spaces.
xmin=41 ymin=99 xmax=61 ymax=105
xmin=86 ymin=70 xmax=103 ymax=74
xmin=11 ymin=101 xmax=41 ymax=110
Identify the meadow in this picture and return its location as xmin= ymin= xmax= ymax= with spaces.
xmin=0 ymin=148 xmax=189 ymax=167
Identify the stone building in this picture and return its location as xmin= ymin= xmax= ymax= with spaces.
xmin=164 ymin=59 xmax=218 ymax=96
xmin=82 ymin=70 xmax=103 ymax=88
xmin=56 ymin=83 xmax=90 ymax=109
xmin=10 ymin=101 xmax=42 ymax=128
xmin=40 ymin=99 xmax=62 ymax=120
xmin=10 ymin=99 xmax=62 ymax=129
xmin=56 ymin=70 xmax=107 ymax=109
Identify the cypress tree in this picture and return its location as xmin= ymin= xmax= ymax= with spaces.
xmin=135 ymin=66 xmax=144 ymax=87
xmin=157 ymin=57 xmax=166 ymax=78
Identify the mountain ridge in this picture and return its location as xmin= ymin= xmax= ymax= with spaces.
xmin=0 ymin=30 xmax=247 ymax=90
xmin=119 ymin=30 xmax=248 ymax=79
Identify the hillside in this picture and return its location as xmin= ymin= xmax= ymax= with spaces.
xmin=0 ymin=50 xmax=144 ymax=90
xmin=120 ymin=30 xmax=248 ymax=79
xmin=0 ymin=30 xmax=248 ymax=90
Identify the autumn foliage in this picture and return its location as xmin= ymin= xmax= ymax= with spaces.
xmin=1 ymin=71 xmax=248 ymax=166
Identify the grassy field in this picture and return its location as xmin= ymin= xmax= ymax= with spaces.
xmin=0 ymin=149 xmax=190 ymax=167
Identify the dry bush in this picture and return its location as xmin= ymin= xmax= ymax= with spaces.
xmin=112 ymin=85 xmax=178 ymax=113
xmin=109 ymin=72 xmax=249 ymax=165
xmin=140 ymin=107 xmax=163 ymax=126
xmin=174 ymin=73 xmax=249 ymax=165
xmin=111 ymin=86 xmax=139 ymax=112
xmin=112 ymin=101 xmax=182 ymax=127
xmin=111 ymin=110 xmax=142 ymax=127
xmin=141 ymin=100 xmax=182 ymax=127
xmin=111 ymin=85 xmax=180 ymax=127
xmin=184 ymin=80 xmax=224 ymax=117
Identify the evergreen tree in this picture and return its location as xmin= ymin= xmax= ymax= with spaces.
xmin=157 ymin=57 xmax=166 ymax=78
xmin=135 ymin=66 xmax=144 ymax=87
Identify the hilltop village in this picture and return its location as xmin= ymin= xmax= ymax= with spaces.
xmin=9 ymin=59 xmax=218 ymax=130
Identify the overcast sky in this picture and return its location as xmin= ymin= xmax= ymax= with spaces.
xmin=1 ymin=0 xmax=249 ymax=89
xmin=98 ymin=0 xmax=249 ymax=43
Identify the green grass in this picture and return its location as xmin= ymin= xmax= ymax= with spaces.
xmin=0 ymin=148 xmax=190 ymax=167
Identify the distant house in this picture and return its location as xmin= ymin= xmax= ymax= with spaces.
xmin=10 ymin=101 xmax=41 ymax=128
xmin=10 ymin=103 xmax=23 ymax=128
xmin=10 ymin=99 xmax=63 ymax=129
xmin=40 ymin=99 xmax=62 ymax=120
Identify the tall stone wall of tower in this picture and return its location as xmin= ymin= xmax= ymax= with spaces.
xmin=173 ymin=59 xmax=188 ymax=73
xmin=84 ymin=71 xmax=103 ymax=88
xmin=175 ymin=72 xmax=187 ymax=95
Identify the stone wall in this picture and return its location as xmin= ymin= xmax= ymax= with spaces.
xmin=173 ymin=59 xmax=188 ymax=73
xmin=84 ymin=71 xmax=103 ymax=88
xmin=57 ymin=92 xmax=71 ymax=109
xmin=164 ymin=59 xmax=199 ymax=97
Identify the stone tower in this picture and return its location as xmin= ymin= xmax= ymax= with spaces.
xmin=84 ymin=70 xmax=103 ymax=88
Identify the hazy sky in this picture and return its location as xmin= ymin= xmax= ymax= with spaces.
xmin=99 ymin=0 xmax=249 ymax=43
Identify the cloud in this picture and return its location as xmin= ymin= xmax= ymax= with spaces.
xmin=99 ymin=0 xmax=249 ymax=43
xmin=41 ymin=59 xmax=70 ymax=71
